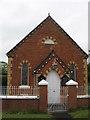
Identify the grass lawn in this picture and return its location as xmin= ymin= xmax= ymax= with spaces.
xmin=2 ymin=113 xmax=53 ymax=119
xmin=2 ymin=108 xmax=53 ymax=119
xmin=69 ymin=108 xmax=90 ymax=118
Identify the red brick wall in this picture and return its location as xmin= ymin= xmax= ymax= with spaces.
xmin=39 ymin=85 xmax=47 ymax=112
xmin=77 ymin=98 xmax=89 ymax=108
xmin=2 ymin=99 xmax=39 ymax=112
xmin=68 ymin=86 xmax=77 ymax=109
xmin=9 ymin=18 xmax=86 ymax=87
xmin=2 ymin=84 xmax=48 ymax=112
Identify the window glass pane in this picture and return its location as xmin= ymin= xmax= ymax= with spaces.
xmin=61 ymin=74 xmax=69 ymax=87
xmin=70 ymin=64 xmax=76 ymax=81
xmin=22 ymin=63 xmax=28 ymax=85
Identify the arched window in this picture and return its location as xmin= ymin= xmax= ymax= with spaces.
xmin=61 ymin=74 xmax=69 ymax=87
xmin=70 ymin=64 xmax=76 ymax=81
xmin=38 ymin=74 xmax=46 ymax=83
xmin=21 ymin=63 xmax=28 ymax=85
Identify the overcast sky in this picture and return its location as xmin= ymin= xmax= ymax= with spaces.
xmin=0 ymin=0 xmax=89 ymax=63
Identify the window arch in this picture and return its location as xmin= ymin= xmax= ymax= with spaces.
xmin=70 ymin=64 xmax=76 ymax=81
xmin=21 ymin=63 xmax=28 ymax=85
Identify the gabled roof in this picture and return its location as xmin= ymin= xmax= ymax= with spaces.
xmin=7 ymin=15 xmax=88 ymax=58
xmin=34 ymin=50 xmax=70 ymax=74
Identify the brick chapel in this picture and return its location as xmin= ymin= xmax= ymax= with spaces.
xmin=7 ymin=15 xmax=88 ymax=103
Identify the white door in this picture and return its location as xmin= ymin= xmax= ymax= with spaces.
xmin=46 ymin=70 xmax=60 ymax=104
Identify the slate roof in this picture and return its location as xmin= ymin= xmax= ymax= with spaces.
xmin=7 ymin=15 xmax=88 ymax=58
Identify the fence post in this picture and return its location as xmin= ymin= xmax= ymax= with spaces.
xmin=38 ymin=79 xmax=48 ymax=112
xmin=66 ymin=79 xmax=78 ymax=110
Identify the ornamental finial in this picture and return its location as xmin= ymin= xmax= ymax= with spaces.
xmin=48 ymin=13 xmax=50 ymax=16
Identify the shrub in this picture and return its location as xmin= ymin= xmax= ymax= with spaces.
xmin=4 ymin=107 xmax=46 ymax=114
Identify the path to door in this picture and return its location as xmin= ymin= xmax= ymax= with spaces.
xmin=52 ymin=112 xmax=72 ymax=120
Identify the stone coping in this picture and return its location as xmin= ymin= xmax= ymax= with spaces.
xmin=77 ymin=95 xmax=90 ymax=98
xmin=0 ymin=95 xmax=39 ymax=99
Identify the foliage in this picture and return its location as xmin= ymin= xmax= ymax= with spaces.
xmin=88 ymin=85 xmax=90 ymax=95
xmin=2 ymin=108 xmax=53 ymax=119
xmin=0 ymin=61 xmax=7 ymax=86
xmin=2 ymin=113 xmax=53 ymax=119
xmin=88 ymin=63 xmax=90 ymax=83
xmin=0 ymin=61 xmax=7 ymax=75
xmin=4 ymin=108 xmax=46 ymax=114
xmin=2 ymin=76 xmax=7 ymax=86
xmin=69 ymin=108 xmax=90 ymax=118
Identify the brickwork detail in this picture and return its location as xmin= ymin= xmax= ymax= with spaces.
xmin=2 ymin=99 xmax=39 ymax=112
xmin=83 ymin=59 xmax=88 ymax=94
xmin=7 ymin=58 xmax=13 ymax=85
xmin=7 ymin=58 xmax=13 ymax=95
xmin=18 ymin=60 xmax=31 ymax=69
xmin=68 ymin=61 xmax=78 ymax=70
xmin=68 ymin=86 xmax=77 ymax=109
xmin=42 ymin=36 xmax=57 ymax=44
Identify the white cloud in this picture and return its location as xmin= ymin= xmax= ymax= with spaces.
xmin=0 ymin=0 xmax=89 ymax=62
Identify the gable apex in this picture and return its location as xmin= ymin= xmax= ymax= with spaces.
xmin=7 ymin=15 xmax=88 ymax=58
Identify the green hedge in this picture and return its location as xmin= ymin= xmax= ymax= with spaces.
xmin=0 ymin=75 xmax=7 ymax=86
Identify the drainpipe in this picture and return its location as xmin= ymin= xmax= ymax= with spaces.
xmin=33 ymin=70 xmax=36 ymax=95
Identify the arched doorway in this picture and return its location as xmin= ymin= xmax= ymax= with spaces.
xmin=46 ymin=70 xmax=60 ymax=104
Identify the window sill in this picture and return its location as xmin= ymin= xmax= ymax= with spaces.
xmin=19 ymin=85 xmax=30 ymax=89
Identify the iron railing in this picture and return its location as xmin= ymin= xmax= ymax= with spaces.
xmin=77 ymin=86 xmax=89 ymax=95
xmin=0 ymin=86 xmax=39 ymax=96
xmin=0 ymin=85 xmax=89 ymax=96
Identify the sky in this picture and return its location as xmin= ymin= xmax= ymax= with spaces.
xmin=0 ymin=0 xmax=89 ymax=63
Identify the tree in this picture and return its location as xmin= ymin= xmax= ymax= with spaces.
xmin=0 ymin=61 xmax=8 ymax=86
xmin=88 ymin=63 xmax=90 ymax=85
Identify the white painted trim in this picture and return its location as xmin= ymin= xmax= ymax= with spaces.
xmin=77 ymin=95 xmax=90 ymax=99
xmin=19 ymin=85 xmax=30 ymax=89
xmin=0 ymin=96 xmax=38 ymax=99
xmin=38 ymin=79 xmax=48 ymax=86
xmin=66 ymin=79 xmax=78 ymax=86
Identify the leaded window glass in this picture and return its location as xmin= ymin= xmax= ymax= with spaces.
xmin=70 ymin=64 xmax=76 ymax=81
xmin=21 ymin=63 xmax=28 ymax=85
xmin=61 ymin=74 xmax=69 ymax=87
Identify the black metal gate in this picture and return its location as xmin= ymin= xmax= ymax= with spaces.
xmin=48 ymin=87 xmax=68 ymax=112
